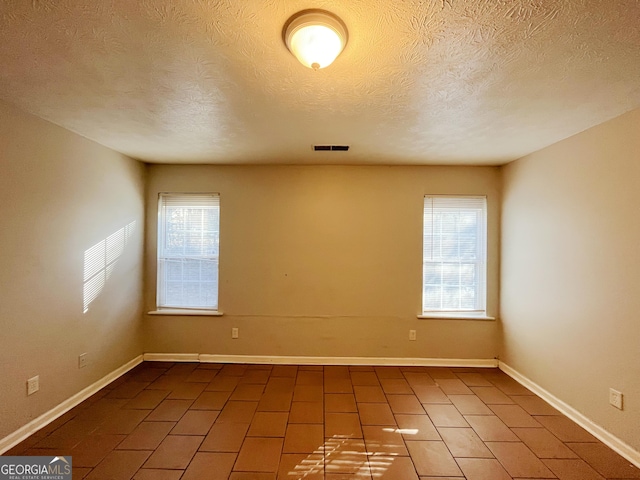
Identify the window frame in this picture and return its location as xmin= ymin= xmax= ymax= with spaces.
xmin=420 ymin=195 xmax=490 ymax=320
xmin=154 ymin=192 xmax=221 ymax=314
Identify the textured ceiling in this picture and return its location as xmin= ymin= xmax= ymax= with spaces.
xmin=1 ymin=0 xmax=639 ymax=165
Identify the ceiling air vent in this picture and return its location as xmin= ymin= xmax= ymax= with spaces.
xmin=313 ymin=145 xmax=350 ymax=151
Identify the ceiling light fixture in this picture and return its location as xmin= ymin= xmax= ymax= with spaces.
xmin=283 ymin=9 xmax=348 ymax=70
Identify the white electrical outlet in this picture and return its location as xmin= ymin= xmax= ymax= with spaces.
xmin=79 ymin=353 xmax=88 ymax=369
xmin=609 ymin=388 xmax=623 ymax=410
xmin=409 ymin=330 xmax=417 ymax=341
xmin=27 ymin=375 xmax=39 ymax=396
xmin=232 ymin=327 xmax=239 ymax=339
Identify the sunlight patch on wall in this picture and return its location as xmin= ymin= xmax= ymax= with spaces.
xmin=83 ymin=221 xmax=136 ymax=313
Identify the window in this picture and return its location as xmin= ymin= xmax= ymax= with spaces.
xmin=157 ymin=193 xmax=220 ymax=311
xmin=422 ymin=196 xmax=487 ymax=316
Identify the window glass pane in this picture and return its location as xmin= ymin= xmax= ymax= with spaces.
xmin=460 ymin=264 xmax=476 ymax=285
xmin=201 ymin=259 xmax=217 ymax=281
xmin=442 ymin=286 xmax=461 ymax=309
xmin=459 ymin=236 xmax=477 ymax=259
xmin=166 ymin=260 xmax=183 ymax=281
xmin=441 ymin=263 xmax=460 ymax=285
xmin=423 ymin=285 xmax=442 ymax=310
xmin=460 ymin=286 xmax=476 ymax=309
xmin=423 ymin=263 xmax=441 ymax=285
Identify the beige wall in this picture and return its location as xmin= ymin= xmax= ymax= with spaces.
xmin=144 ymin=165 xmax=501 ymax=359
xmin=501 ymin=108 xmax=640 ymax=451
xmin=0 ymin=101 xmax=145 ymax=440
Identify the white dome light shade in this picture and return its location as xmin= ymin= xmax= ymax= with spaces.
xmin=290 ymin=25 xmax=342 ymax=69
xmin=284 ymin=10 xmax=348 ymax=70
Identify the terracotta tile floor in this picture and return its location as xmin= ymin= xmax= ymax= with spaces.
xmin=5 ymin=362 xmax=640 ymax=480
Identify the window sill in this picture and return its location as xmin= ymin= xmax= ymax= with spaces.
xmin=417 ymin=313 xmax=495 ymax=321
xmin=148 ymin=309 xmax=224 ymax=316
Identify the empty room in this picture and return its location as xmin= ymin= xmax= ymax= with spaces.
xmin=1 ymin=1 xmax=639 ymax=479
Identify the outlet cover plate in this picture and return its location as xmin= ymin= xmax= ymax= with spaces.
xmin=79 ymin=353 xmax=88 ymax=369
xmin=232 ymin=327 xmax=239 ymax=339
xmin=27 ymin=375 xmax=39 ymax=396
xmin=409 ymin=330 xmax=417 ymax=341
xmin=609 ymin=388 xmax=623 ymax=410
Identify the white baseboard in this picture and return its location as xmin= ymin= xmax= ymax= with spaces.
xmin=499 ymin=361 xmax=640 ymax=468
xmin=0 ymin=355 xmax=143 ymax=455
xmin=144 ymin=353 xmax=498 ymax=368
xmin=143 ymin=353 xmax=199 ymax=362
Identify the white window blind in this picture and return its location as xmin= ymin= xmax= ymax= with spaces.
xmin=157 ymin=193 xmax=220 ymax=310
xmin=423 ymin=196 xmax=487 ymax=315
